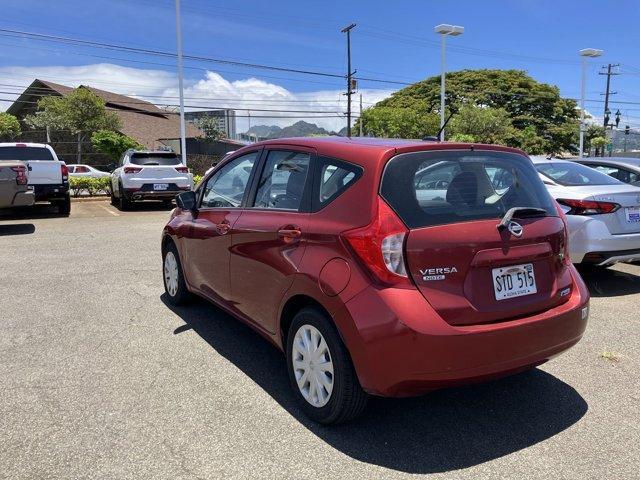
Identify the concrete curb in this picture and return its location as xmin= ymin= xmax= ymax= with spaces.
xmin=71 ymin=196 xmax=110 ymax=203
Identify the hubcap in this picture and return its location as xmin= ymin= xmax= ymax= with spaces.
xmin=164 ymin=251 xmax=179 ymax=297
xmin=292 ymin=324 xmax=334 ymax=408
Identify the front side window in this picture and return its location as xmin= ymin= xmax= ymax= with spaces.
xmin=381 ymin=151 xmax=558 ymax=229
xmin=253 ymin=150 xmax=310 ymax=211
xmin=200 ymin=152 xmax=258 ymax=208
xmin=76 ymin=166 xmax=90 ymax=173
xmin=536 ymin=162 xmax=622 ymax=186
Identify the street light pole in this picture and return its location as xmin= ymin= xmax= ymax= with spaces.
xmin=175 ymin=0 xmax=187 ymax=166
xmin=434 ymin=24 xmax=464 ymax=141
xmin=578 ymin=49 xmax=603 ymax=158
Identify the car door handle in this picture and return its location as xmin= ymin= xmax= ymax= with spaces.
xmin=216 ymin=220 xmax=231 ymax=235
xmin=278 ymin=226 xmax=301 ymax=239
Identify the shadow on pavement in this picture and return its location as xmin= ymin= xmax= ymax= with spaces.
xmin=577 ymin=265 xmax=640 ymax=297
xmin=0 ymin=204 xmax=67 ymax=220
xmin=0 ymin=223 xmax=36 ymax=236
xmin=162 ymin=294 xmax=588 ymax=474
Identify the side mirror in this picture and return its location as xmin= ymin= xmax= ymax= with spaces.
xmin=176 ymin=191 xmax=197 ymax=212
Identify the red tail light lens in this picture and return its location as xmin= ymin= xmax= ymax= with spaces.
xmin=557 ymin=198 xmax=620 ymax=215
xmin=124 ymin=166 xmax=142 ymax=174
xmin=61 ymin=164 xmax=69 ymax=181
xmin=175 ymin=166 xmax=189 ymax=173
xmin=555 ymin=202 xmax=571 ymax=264
xmin=342 ymin=197 xmax=412 ymax=288
xmin=11 ymin=165 xmax=28 ymax=185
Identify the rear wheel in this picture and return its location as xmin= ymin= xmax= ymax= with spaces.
xmin=286 ymin=307 xmax=368 ymax=424
xmin=118 ymin=182 xmax=131 ymax=211
xmin=55 ymin=195 xmax=71 ymax=215
xmin=163 ymin=242 xmax=191 ymax=305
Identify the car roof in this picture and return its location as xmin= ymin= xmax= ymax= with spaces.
xmin=0 ymin=142 xmax=51 ymax=148
xmin=575 ymin=156 xmax=640 ymax=168
xmin=237 ymin=137 xmax=526 ymax=165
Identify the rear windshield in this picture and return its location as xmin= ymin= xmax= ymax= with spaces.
xmin=0 ymin=146 xmax=54 ymax=161
xmin=381 ymin=150 xmax=558 ymax=228
xmin=129 ymin=153 xmax=181 ymax=166
xmin=536 ymin=162 xmax=622 ymax=186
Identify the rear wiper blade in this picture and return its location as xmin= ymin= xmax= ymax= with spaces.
xmin=497 ymin=207 xmax=548 ymax=232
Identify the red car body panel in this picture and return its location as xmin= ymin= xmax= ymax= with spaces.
xmin=163 ymin=138 xmax=590 ymax=397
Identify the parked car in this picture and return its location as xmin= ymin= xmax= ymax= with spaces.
xmin=0 ymin=160 xmax=34 ymax=208
xmin=573 ymin=157 xmax=640 ymax=187
xmin=0 ymin=143 xmax=70 ymax=214
xmin=68 ymin=164 xmax=110 ymax=179
xmin=532 ymin=157 xmax=640 ymax=266
xmin=161 ymin=138 xmax=590 ymax=424
xmin=110 ymin=149 xmax=192 ymax=210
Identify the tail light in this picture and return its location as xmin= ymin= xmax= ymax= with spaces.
xmin=557 ymin=198 xmax=620 ymax=215
xmin=61 ymin=164 xmax=69 ymax=182
xmin=11 ymin=165 xmax=28 ymax=185
xmin=124 ymin=166 xmax=142 ymax=174
xmin=555 ymin=202 xmax=571 ymax=265
xmin=175 ymin=166 xmax=189 ymax=173
xmin=342 ymin=197 xmax=412 ymax=288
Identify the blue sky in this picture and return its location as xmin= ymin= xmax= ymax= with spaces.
xmin=2 ymin=0 xmax=640 ymax=132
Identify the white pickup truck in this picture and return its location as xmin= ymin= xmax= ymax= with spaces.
xmin=0 ymin=143 xmax=70 ymax=214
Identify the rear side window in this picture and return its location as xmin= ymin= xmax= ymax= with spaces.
xmin=253 ymin=150 xmax=310 ymax=211
xmin=129 ymin=153 xmax=181 ymax=166
xmin=536 ymin=162 xmax=622 ymax=186
xmin=314 ymin=157 xmax=361 ymax=209
xmin=381 ymin=151 xmax=558 ymax=229
xmin=0 ymin=147 xmax=54 ymax=161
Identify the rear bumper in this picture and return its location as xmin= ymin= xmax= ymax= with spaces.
xmin=12 ymin=190 xmax=35 ymax=207
xmin=337 ymin=265 xmax=589 ymax=397
xmin=124 ymin=184 xmax=190 ymax=201
xmin=566 ymin=214 xmax=640 ymax=264
xmin=32 ymin=184 xmax=69 ymax=202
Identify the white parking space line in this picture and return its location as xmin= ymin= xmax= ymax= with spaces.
xmin=98 ymin=203 xmax=119 ymax=216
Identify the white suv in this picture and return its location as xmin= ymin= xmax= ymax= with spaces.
xmin=110 ymin=149 xmax=192 ymax=210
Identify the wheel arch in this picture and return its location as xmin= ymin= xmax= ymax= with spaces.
xmin=279 ymin=294 xmax=333 ymax=348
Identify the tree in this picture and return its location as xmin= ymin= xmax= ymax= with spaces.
xmin=449 ymin=133 xmax=475 ymax=142
xmin=591 ymin=136 xmax=610 ymax=157
xmin=91 ymin=130 xmax=142 ymax=161
xmin=449 ymin=105 xmax=513 ymax=144
xmin=585 ymin=124 xmax=606 ymax=156
xmin=26 ymin=87 xmax=121 ymax=163
xmin=371 ymin=69 xmax=579 ymax=153
xmin=195 ymin=116 xmax=226 ymax=141
xmin=356 ymin=105 xmax=439 ymax=138
xmin=0 ymin=112 xmax=21 ymax=140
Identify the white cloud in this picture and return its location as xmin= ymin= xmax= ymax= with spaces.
xmin=0 ymin=63 xmax=395 ymax=133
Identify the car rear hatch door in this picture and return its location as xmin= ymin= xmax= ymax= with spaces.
xmin=404 ymin=217 xmax=570 ymax=326
xmin=380 ymin=148 xmax=572 ymax=327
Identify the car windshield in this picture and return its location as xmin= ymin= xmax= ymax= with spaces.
xmin=130 ymin=153 xmax=181 ymax=166
xmin=0 ymin=146 xmax=54 ymax=161
xmin=536 ymin=162 xmax=622 ymax=186
xmin=381 ymin=150 xmax=558 ymax=229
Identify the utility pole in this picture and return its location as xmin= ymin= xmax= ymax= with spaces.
xmin=599 ymin=63 xmax=620 ymax=156
xmin=359 ymin=93 xmax=363 ymax=137
xmin=175 ymin=0 xmax=187 ymax=166
xmin=341 ymin=23 xmax=356 ymax=138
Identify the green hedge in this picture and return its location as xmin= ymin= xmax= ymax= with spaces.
xmin=69 ymin=177 xmax=111 ymax=197
xmin=193 ymin=174 xmax=203 ymax=187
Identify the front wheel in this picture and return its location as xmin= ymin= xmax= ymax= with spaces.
xmin=163 ymin=242 xmax=192 ymax=305
xmin=286 ymin=307 xmax=368 ymax=424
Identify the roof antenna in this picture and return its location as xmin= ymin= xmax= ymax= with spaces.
xmin=423 ymin=109 xmax=456 ymax=142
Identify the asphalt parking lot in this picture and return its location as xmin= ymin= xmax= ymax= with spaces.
xmin=1 ymin=200 xmax=638 ymax=479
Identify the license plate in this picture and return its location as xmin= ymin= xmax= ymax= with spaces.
xmin=492 ymin=263 xmax=537 ymax=301
xmin=625 ymin=206 xmax=640 ymax=223
xmin=153 ymin=183 xmax=169 ymax=191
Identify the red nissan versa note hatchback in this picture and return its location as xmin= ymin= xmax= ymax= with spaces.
xmin=161 ymin=137 xmax=590 ymax=424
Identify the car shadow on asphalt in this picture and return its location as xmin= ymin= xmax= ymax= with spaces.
xmin=577 ymin=265 xmax=640 ymax=297
xmin=161 ymin=294 xmax=588 ymax=474
xmin=0 ymin=204 xmax=67 ymax=220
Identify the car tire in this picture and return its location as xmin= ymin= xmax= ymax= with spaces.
xmin=163 ymin=241 xmax=192 ymax=306
xmin=110 ymin=187 xmax=117 ymax=206
xmin=118 ymin=182 xmax=131 ymax=211
xmin=286 ymin=307 xmax=368 ymax=424
xmin=56 ymin=195 xmax=71 ymax=215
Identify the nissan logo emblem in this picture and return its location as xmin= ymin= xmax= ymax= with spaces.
xmin=508 ymin=221 xmax=524 ymax=237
